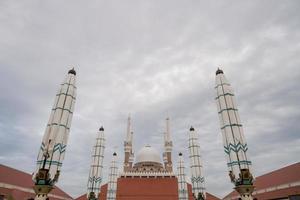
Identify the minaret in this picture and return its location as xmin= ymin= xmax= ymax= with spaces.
xmin=215 ymin=68 xmax=254 ymax=200
xmin=32 ymin=68 xmax=77 ymax=200
xmin=177 ymin=153 xmax=188 ymax=200
xmin=123 ymin=116 xmax=134 ymax=172
xmin=107 ymin=152 xmax=119 ymax=200
xmin=163 ymin=117 xmax=173 ymax=172
xmin=87 ymin=126 xmax=105 ymax=200
xmin=188 ymin=126 xmax=205 ymax=199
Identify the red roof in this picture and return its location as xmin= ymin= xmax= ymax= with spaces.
xmin=224 ymin=162 xmax=300 ymax=199
xmin=0 ymin=164 xmax=73 ymax=200
xmin=205 ymin=192 xmax=221 ymax=200
xmin=75 ymin=193 xmax=86 ymax=200
xmin=76 ymin=177 xmax=220 ymax=200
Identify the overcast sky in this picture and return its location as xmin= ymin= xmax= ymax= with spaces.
xmin=1 ymin=0 xmax=300 ymax=198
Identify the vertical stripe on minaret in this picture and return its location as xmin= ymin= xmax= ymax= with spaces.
xmin=123 ymin=115 xmax=134 ymax=172
xmin=163 ymin=117 xmax=173 ymax=172
xmin=215 ymin=68 xmax=254 ymax=199
xmin=87 ymin=126 xmax=105 ymax=199
xmin=177 ymin=153 xmax=188 ymax=200
xmin=32 ymin=68 xmax=77 ymax=200
xmin=188 ymin=126 xmax=206 ymax=199
xmin=107 ymin=152 xmax=118 ymax=200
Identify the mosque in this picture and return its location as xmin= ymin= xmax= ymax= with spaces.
xmin=1 ymin=68 xmax=299 ymax=200
xmin=76 ymin=117 xmax=220 ymax=200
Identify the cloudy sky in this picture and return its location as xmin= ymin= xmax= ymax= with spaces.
xmin=1 ymin=0 xmax=300 ymax=198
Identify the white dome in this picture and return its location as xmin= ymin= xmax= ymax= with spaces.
xmin=135 ymin=145 xmax=162 ymax=164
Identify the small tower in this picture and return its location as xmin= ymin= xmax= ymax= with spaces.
xmin=215 ymin=68 xmax=254 ymax=200
xmin=87 ymin=126 xmax=105 ymax=200
xmin=177 ymin=153 xmax=188 ymax=200
xmin=188 ymin=126 xmax=206 ymax=199
xmin=123 ymin=116 xmax=134 ymax=172
xmin=163 ymin=117 xmax=173 ymax=172
xmin=32 ymin=68 xmax=77 ymax=200
xmin=107 ymin=152 xmax=119 ymax=200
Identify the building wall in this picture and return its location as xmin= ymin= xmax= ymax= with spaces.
xmin=254 ymin=186 xmax=300 ymax=200
xmin=100 ymin=177 xmax=180 ymax=200
xmin=97 ymin=177 xmax=220 ymax=200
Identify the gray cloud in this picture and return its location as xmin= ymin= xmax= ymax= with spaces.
xmin=1 ymin=0 xmax=300 ymax=198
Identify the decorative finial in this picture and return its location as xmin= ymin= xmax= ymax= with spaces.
xmin=68 ymin=67 xmax=76 ymax=75
xmin=113 ymin=152 xmax=117 ymax=156
xmin=190 ymin=126 xmax=195 ymax=131
xmin=179 ymin=152 xmax=183 ymax=156
xmin=99 ymin=126 xmax=104 ymax=131
xmin=216 ymin=68 xmax=224 ymax=75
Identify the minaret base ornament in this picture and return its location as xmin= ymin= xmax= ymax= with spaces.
xmin=33 ymin=184 xmax=52 ymax=200
xmin=234 ymin=169 xmax=254 ymax=200
xmin=88 ymin=191 xmax=97 ymax=200
xmin=235 ymin=185 xmax=254 ymax=200
xmin=33 ymin=168 xmax=53 ymax=200
xmin=195 ymin=193 xmax=205 ymax=200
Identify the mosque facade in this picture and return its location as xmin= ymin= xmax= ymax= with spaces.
xmin=81 ymin=117 xmax=217 ymax=200
xmin=75 ymin=107 xmax=223 ymax=200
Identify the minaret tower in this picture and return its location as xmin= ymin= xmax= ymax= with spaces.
xmin=215 ymin=68 xmax=254 ymax=200
xmin=188 ymin=127 xmax=205 ymax=199
xmin=177 ymin=153 xmax=188 ymax=200
xmin=107 ymin=152 xmax=119 ymax=200
xmin=163 ymin=117 xmax=173 ymax=172
xmin=32 ymin=68 xmax=77 ymax=200
xmin=123 ymin=116 xmax=134 ymax=172
xmin=87 ymin=126 xmax=105 ymax=200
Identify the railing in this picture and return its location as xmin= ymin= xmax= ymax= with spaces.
xmin=120 ymin=171 xmax=176 ymax=178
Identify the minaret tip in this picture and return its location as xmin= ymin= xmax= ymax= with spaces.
xmin=68 ymin=67 xmax=76 ymax=75
xmin=99 ymin=126 xmax=104 ymax=131
xmin=190 ymin=126 xmax=195 ymax=131
xmin=179 ymin=152 xmax=183 ymax=156
xmin=113 ymin=152 xmax=117 ymax=156
xmin=216 ymin=68 xmax=223 ymax=75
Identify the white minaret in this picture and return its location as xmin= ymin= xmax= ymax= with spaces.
xmin=215 ymin=68 xmax=254 ymax=200
xmin=87 ymin=126 xmax=105 ymax=200
xmin=107 ymin=152 xmax=119 ymax=200
xmin=188 ymin=126 xmax=205 ymax=199
xmin=123 ymin=116 xmax=134 ymax=172
xmin=177 ymin=153 xmax=188 ymax=200
xmin=163 ymin=117 xmax=173 ymax=172
xmin=32 ymin=68 xmax=77 ymax=200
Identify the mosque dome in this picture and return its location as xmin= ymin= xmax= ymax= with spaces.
xmin=135 ymin=145 xmax=162 ymax=164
